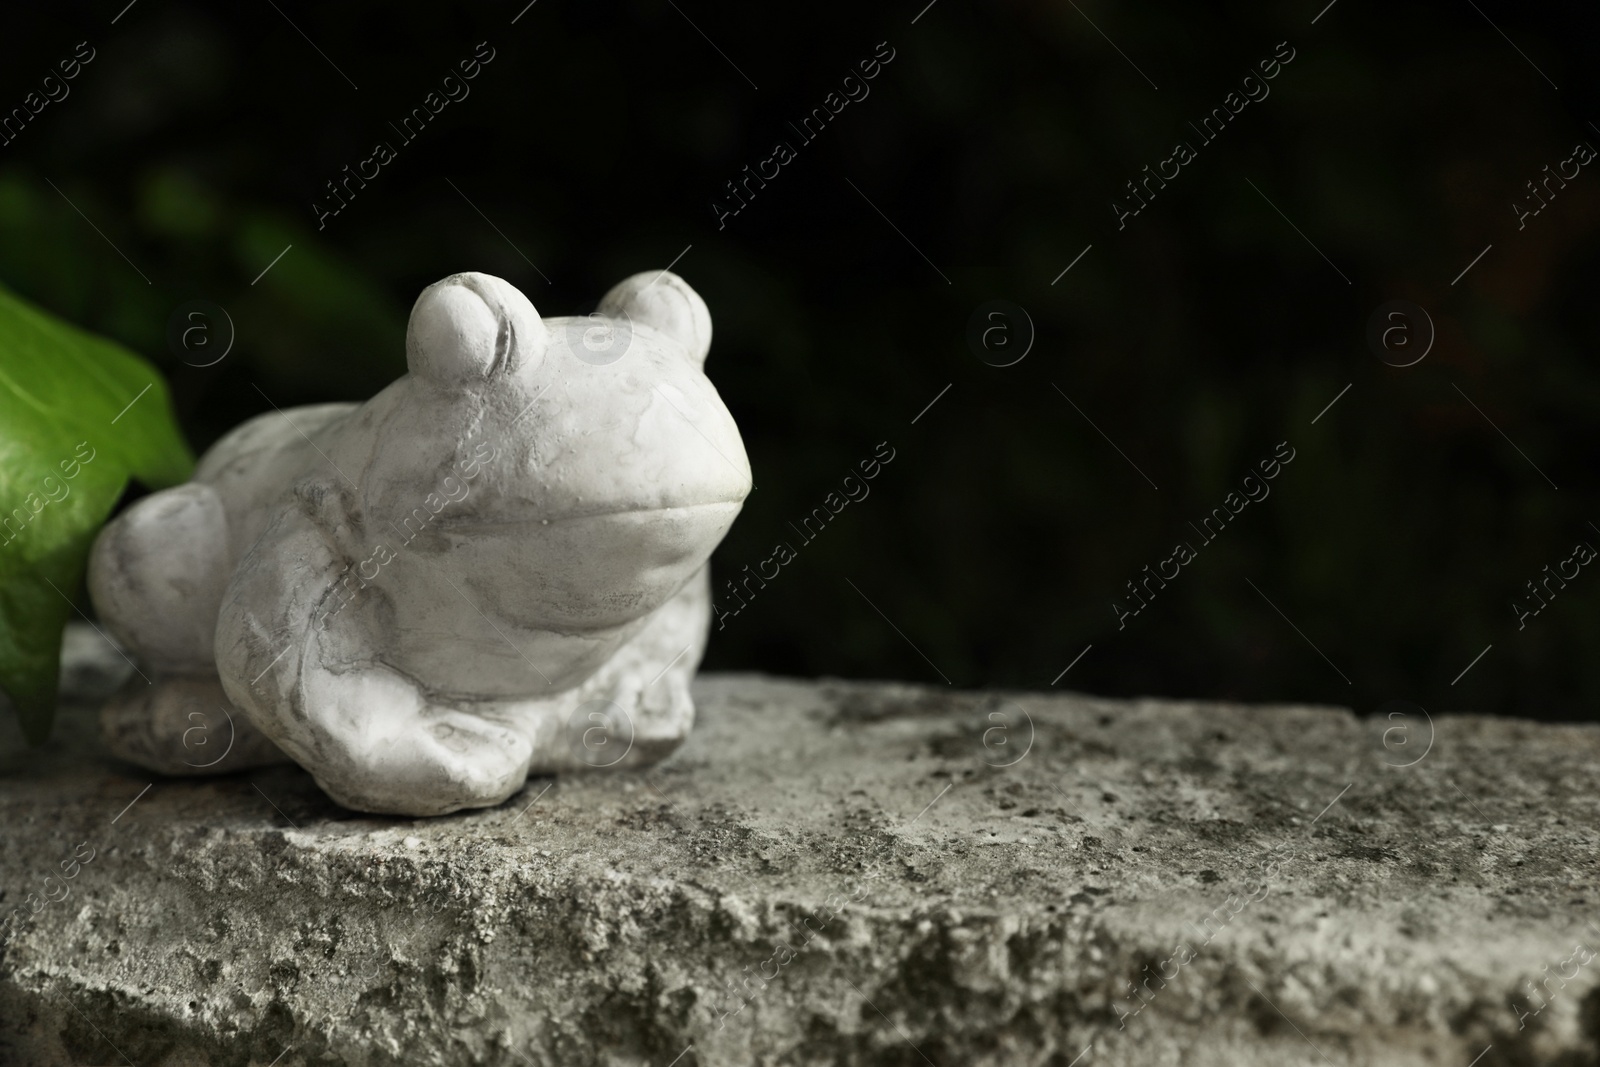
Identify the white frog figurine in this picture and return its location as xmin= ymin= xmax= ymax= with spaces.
xmin=88 ymin=270 xmax=750 ymax=816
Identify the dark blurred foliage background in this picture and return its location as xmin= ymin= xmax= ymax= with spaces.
xmin=1 ymin=0 xmax=1597 ymax=721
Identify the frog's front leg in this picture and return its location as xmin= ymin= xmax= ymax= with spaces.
xmin=217 ymin=505 xmax=536 ymax=816
xmin=523 ymin=565 xmax=710 ymax=773
xmin=230 ymin=638 xmax=538 ymax=816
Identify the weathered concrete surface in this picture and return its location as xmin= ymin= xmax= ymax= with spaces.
xmin=2 ymin=628 xmax=1598 ymax=1067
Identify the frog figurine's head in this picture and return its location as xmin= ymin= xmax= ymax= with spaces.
xmin=342 ymin=270 xmax=750 ymax=638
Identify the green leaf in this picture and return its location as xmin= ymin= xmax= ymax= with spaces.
xmin=0 ymin=281 xmax=193 ymax=744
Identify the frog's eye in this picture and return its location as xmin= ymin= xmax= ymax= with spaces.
xmin=597 ymin=270 xmax=712 ymax=368
xmin=406 ymin=272 xmax=547 ymax=387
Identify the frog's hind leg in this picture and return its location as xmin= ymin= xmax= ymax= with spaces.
xmin=88 ymin=483 xmax=286 ymax=774
xmin=90 ymin=482 xmax=231 ymax=670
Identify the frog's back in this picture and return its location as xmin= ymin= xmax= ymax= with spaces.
xmin=194 ymin=403 xmax=356 ymax=561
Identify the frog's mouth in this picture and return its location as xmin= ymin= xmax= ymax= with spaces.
xmin=429 ymin=500 xmax=744 ymax=532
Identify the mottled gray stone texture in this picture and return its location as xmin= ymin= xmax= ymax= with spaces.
xmin=2 ymin=630 xmax=1598 ymax=1066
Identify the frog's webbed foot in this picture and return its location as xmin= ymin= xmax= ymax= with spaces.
xmin=290 ymin=663 xmax=535 ymax=816
xmin=536 ymin=567 xmax=708 ymax=772
xmin=100 ymin=674 xmax=288 ymax=776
